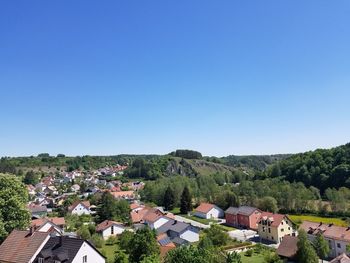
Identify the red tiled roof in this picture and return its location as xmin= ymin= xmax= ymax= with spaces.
xmin=300 ymin=221 xmax=350 ymax=242
xmin=0 ymin=230 xmax=49 ymax=263
xmin=31 ymin=217 xmax=65 ymax=228
xmin=195 ymin=203 xmax=215 ymax=214
xmin=110 ymin=191 xmax=135 ymax=198
xmin=96 ymin=220 xmax=124 ymax=232
xmin=276 ymin=235 xmax=298 ymax=259
xmin=259 ymin=212 xmax=289 ymax=227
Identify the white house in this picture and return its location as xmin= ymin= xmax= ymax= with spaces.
xmin=193 ymin=203 xmax=224 ymax=219
xmin=143 ymin=209 xmax=172 ymax=229
xmin=96 ymin=220 xmax=126 ymax=240
xmin=35 ymin=236 xmax=105 ymax=263
xmin=68 ymin=201 xmax=91 ymax=215
xmin=157 ymin=220 xmax=200 ymax=244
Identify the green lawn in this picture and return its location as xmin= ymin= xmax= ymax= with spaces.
xmin=169 ymin=207 xmax=181 ymax=215
xmin=289 ymin=214 xmax=347 ymax=227
xmin=98 ymin=243 xmax=118 ymax=263
xmin=216 ymin=224 xmax=236 ymax=232
xmin=181 ymin=214 xmax=217 ymax=225
xmin=241 ymin=253 xmax=266 ymax=263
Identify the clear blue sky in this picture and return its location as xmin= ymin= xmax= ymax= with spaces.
xmin=1 ymin=1 xmax=350 ymax=157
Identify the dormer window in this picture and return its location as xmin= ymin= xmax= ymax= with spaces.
xmin=54 ymin=261 xmax=60 ymax=263
xmin=38 ymin=258 xmax=44 ymax=263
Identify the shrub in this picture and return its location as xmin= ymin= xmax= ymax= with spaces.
xmin=245 ymin=249 xmax=253 ymax=257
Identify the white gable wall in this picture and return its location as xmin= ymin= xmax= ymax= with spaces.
xmin=101 ymin=225 xmax=125 ymax=240
xmin=72 ymin=203 xmax=91 ymax=215
xmin=71 ymin=241 xmax=105 ymax=263
xmin=207 ymin=207 xmax=224 ymax=219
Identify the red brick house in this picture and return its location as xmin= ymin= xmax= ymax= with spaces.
xmin=225 ymin=206 xmax=262 ymax=230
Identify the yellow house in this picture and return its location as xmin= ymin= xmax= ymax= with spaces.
xmin=257 ymin=212 xmax=296 ymax=244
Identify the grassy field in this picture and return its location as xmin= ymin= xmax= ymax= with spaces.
xmin=289 ymin=214 xmax=348 ymax=227
xmin=98 ymin=243 xmax=118 ymax=263
xmin=241 ymin=253 xmax=265 ymax=263
xmin=216 ymin=224 xmax=236 ymax=232
xmin=182 ymin=214 xmax=217 ymax=225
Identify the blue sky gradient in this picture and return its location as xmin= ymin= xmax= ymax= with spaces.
xmin=1 ymin=1 xmax=350 ymax=156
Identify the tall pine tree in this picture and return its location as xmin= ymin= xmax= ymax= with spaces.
xmin=180 ymin=186 xmax=192 ymax=214
xmin=163 ymin=186 xmax=176 ymax=211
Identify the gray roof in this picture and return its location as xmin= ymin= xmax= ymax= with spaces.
xmin=225 ymin=206 xmax=259 ymax=216
xmin=157 ymin=220 xmax=199 ymax=235
xmin=171 ymin=237 xmax=188 ymax=246
xmin=158 ymin=236 xmax=172 ymax=246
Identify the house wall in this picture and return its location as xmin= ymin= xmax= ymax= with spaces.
xmin=307 ymin=234 xmax=349 ymax=258
xmin=194 ymin=207 xmax=224 ymax=219
xmin=258 ymin=218 xmax=294 ymax=244
xmin=180 ymin=230 xmax=199 ymax=243
xmin=225 ymin=213 xmax=238 ymax=226
xmin=71 ymin=241 xmax=105 ymax=263
xmin=193 ymin=211 xmax=208 ymax=219
xmin=101 ymin=225 xmax=125 ymax=240
xmin=249 ymin=211 xmax=262 ymax=230
xmin=72 ymin=204 xmax=90 ymax=216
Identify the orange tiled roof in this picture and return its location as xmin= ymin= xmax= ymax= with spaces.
xmin=195 ymin=203 xmax=215 ymax=214
xmin=31 ymin=217 xmax=65 ymax=228
xmin=96 ymin=220 xmax=124 ymax=232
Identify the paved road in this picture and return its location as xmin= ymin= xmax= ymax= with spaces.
xmin=174 ymin=215 xmax=210 ymax=229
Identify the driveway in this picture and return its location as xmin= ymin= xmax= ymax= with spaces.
xmin=174 ymin=215 xmax=210 ymax=229
xmin=228 ymin=229 xmax=257 ymax=242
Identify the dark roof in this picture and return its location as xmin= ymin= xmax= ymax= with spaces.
xmin=158 ymin=236 xmax=172 ymax=246
xmin=28 ymin=204 xmax=48 ymax=213
xmin=34 ymin=236 xmax=104 ymax=263
xmin=171 ymin=237 xmax=188 ymax=246
xmin=276 ymin=235 xmax=298 ymax=259
xmin=157 ymin=220 xmax=199 ymax=235
xmin=225 ymin=206 xmax=260 ymax=216
xmin=0 ymin=230 xmax=49 ymax=263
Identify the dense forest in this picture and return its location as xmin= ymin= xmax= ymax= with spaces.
xmin=266 ymin=143 xmax=350 ymax=192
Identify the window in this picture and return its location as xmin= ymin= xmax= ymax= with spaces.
xmin=281 ymin=228 xmax=284 ymax=232
xmin=263 ymin=227 xmax=266 ymax=232
xmin=337 ymin=243 xmax=341 ymax=248
xmin=288 ymin=227 xmax=290 ymax=230
xmin=281 ymin=221 xmax=284 ymax=225
xmin=268 ymin=228 xmax=271 ymax=233
xmin=111 ymin=225 xmax=114 ymax=235
xmin=83 ymin=255 xmax=87 ymax=263
xmin=38 ymin=259 xmax=44 ymax=263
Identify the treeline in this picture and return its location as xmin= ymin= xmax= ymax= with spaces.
xmin=266 ymin=143 xmax=350 ymax=192
xmin=0 ymin=154 xmax=156 ymax=174
xmin=140 ymin=172 xmax=350 ymax=215
xmin=170 ymin=149 xmax=203 ymax=159
xmin=221 ymin=154 xmax=291 ymax=170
